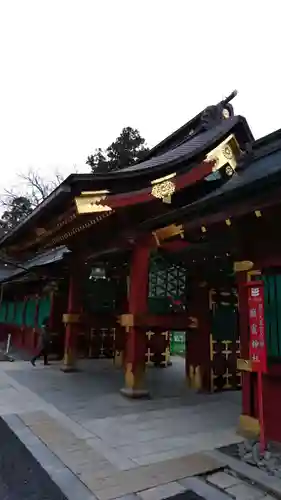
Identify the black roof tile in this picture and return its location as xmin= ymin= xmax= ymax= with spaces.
xmin=0 ymin=247 xmax=69 ymax=283
xmin=140 ymin=141 xmax=281 ymax=230
xmin=100 ymin=117 xmax=242 ymax=174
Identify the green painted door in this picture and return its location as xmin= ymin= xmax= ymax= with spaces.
xmin=263 ymin=273 xmax=281 ymax=361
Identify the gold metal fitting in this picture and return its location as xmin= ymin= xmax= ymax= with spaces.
xmin=75 ymin=191 xmax=112 ymax=214
xmin=151 ymin=173 xmax=176 ymax=204
xmin=205 ymin=134 xmax=240 ymax=174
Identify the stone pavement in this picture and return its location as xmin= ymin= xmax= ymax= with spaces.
xmin=0 ymin=356 xmax=274 ymax=499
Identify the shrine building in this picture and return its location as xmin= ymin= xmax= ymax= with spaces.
xmin=0 ymin=91 xmax=281 ymax=443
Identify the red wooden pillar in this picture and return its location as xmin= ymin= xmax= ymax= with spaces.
xmin=61 ymin=270 xmax=81 ymax=372
xmin=120 ymin=240 xmax=151 ymax=398
xmin=186 ymin=282 xmax=211 ymax=392
xmin=114 ymin=282 xmax=128 ymax=368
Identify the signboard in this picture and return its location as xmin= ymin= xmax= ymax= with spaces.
xmin=247 ymin=281 xmax=267 ymax=373
xmin=246 ymin=279 xmax=267 ymax=452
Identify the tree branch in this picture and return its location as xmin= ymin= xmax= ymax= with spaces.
xmin=0 ymin=168 xmax=66 ymax=232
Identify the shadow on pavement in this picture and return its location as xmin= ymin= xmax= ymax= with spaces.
xmin=0 ymin=417 xmax=67 ymax=500
xmin=166 ymin=492 xmax=204 ymax=499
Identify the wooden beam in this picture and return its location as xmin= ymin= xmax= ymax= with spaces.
xmin=74 ymin=160 xmax=215 ymax=213
xmin=183 ymin=186 xmax=281 ymax=233
xmin=161 ymin=240 xmax=190 ymax=252
xmin=119 ymin=313 xmax=198 ymax=330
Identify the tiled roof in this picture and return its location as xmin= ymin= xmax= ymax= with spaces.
xmin=139 ymin=134 xmax=281 ymax=229
xmin=0 ymin=246 xmax=69 ymax=283
xmin=101 ymin=117 xmax=243 ymax=174
xmin=182 ymin=136 xmax=281 ymax=206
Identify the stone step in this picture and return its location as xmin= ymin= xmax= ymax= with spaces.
xmin=203 ymin=450 xmax=281 ymax=499
xmin=204 ymin=468 xmax=276 ymax=500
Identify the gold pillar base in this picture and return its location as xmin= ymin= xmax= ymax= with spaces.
xmin=188 ymin=365 xmax=202 ymax=390
xmin=237 ymin=414 xmax=260 ymax=438
xmin=120 ymin=362 xmax=149 ymax=398
xmin=60 ymin=350 xmax=79 ymax=373
xmin=114 ymin=350 xmax=124 ymax=368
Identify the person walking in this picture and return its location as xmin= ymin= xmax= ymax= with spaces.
xmin=31 ymin=317 xmax=51 ymax=366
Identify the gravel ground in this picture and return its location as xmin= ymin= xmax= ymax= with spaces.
xmin=219 ymin=442 xmax=241 ymax=459
xmin=219 ymin=440 xmax=281 ymax=477
xmin=0 ymin=417 xmax=67 ymax=500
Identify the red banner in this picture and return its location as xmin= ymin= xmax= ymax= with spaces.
xmin=247 ymin=281 xmax=267 ymax=373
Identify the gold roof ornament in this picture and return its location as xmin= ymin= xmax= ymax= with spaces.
xmin=75 ymin=191 xmax=112 ymax=214
xmin=222 ymin=108 xmax=230 ymax=119
xmin=205 ymin=134 xmax=240 ymax=174
xmin=225 ymin=165 xmax=234 ymax=176
xmin=234 ymin=261 xmax=254 ymax=273
xmin=153 ymin=224 xmax=184 ymax=244
xmin=223 ymin=144 xmax=233 ymax=159
xmin=255 ymin=210 xmax=262 ymax=218
xmin=151 ymin=173 xmax=176 ymax=204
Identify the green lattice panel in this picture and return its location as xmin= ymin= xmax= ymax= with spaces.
xmin=148 ymin=255 xmax=187 ymax=314
xmin=149 ymin=257 xmax=186 ymax=297
xmin=166 ymin=265 xmax=186 ymax=298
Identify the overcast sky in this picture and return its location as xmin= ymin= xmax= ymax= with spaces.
xmin=0 ymin=1 xmax=280 ymax=193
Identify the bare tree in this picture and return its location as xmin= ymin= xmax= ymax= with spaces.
xmin=19 ymin=168 xmax=64 ymax=206
xmin=0 ymin=168 xmax=66 ymax=232
xmin=1 ymin=168 xmax=65 ymax=210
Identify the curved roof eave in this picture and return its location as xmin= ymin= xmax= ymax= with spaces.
xmin=82 ymin=116 xmax=245 ymax=180
xmin=138 ymin=133 xmax=281 ymax=232
xmin=0 ymin=115 xmax=251 ymax=249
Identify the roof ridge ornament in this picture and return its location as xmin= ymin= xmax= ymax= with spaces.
xmin=200 ymin=90 xmax=238 ymax=131
xmin=223 ymin=89 xmax=238 ymax=106
xmin=221 ymin=89 xmax=238 ymax=119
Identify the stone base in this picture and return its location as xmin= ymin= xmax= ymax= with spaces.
xmin=120 ymin=387 xmax=150 ymax=399
xmin=60 ymin=365 xmax=80 ymax=373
